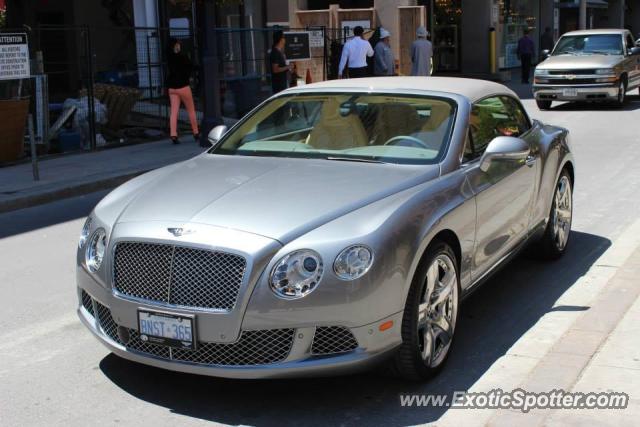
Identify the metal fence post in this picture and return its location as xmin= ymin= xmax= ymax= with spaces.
xmin=84 ymin=25 xmax=97 ymax=150
xmin=28 ymin=114 xmax=39 ymax=181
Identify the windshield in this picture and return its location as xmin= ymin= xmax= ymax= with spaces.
xmin=553 ymin=34 xmax=624 ymax=55
xmin=210 ymin=93 xmax=457 ymax=165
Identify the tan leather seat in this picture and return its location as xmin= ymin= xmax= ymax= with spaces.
xmin=307 ymin=99 xmax=369 ymax=150
xmin=372 ymin=103 xmax=423 ymax=145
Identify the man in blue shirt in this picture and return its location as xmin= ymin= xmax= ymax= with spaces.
xmin=517 ymin=28 xmax=535 ymax=84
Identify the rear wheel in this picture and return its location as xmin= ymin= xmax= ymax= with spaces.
xmin=536 ymin=99 xmax=552 ymax=110
xmin=535 ymin=170 xmax=573 ymax=260
xmin=391 ymin=241 xmax=460 ymax=381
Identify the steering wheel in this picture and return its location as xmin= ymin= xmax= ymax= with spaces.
xmin=384 ymin=135 xmax=429 ymax=149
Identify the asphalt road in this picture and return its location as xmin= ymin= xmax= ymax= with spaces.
xmin=1 ymin=94 xmax=640 ymax=427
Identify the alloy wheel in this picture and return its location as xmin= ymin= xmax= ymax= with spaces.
xmin=417 ymin=253 xmax=458 ymax=368
xmin=551 ymin=175 xmax=572 ymax=251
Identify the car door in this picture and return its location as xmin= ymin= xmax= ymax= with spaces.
xmin=462 ymin=96 xmax=537 ymax=282
xmin=624 ymin=32 xmax=640 ymax=89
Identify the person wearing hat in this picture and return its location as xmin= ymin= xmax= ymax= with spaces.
xmin=374 ymin=28 xmax=395 ymax=76
xmin=411 ymin=26 xmax=433 ymax=76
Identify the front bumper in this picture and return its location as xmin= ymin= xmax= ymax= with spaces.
xmin=532 ymin=83 xmax=618 ymax=102
xmin=78 ymin=283 xmax=403 ymax=379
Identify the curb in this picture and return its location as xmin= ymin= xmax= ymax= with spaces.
xmin=0 ymin=170 xmax=147 ymax=214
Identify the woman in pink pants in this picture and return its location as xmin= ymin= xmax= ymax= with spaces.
xmin=167 ymin=39 xmax=199 ymax=144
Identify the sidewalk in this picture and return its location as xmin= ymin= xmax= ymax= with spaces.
xmin=0 ymin=139 xmax=204 ymax=213
xmin=436 ymin=219 xmax=640 ymax=427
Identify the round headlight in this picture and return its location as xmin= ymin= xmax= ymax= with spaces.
xmin=334 ymin=245 xmax=373 ymax=280
xmin=269 ymin=250 xmax=324 ymax=299
xmin=85 ymin=228 xmax=107 ymax=273
xmin=79 ymin=217 xmax=92 ymax=248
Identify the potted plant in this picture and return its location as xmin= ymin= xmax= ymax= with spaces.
xmin=0 ymin=79 xmax=30 ymax=163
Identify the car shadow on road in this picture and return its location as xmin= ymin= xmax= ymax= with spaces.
xmin=99 ymin=230 xmax=610 ymax=427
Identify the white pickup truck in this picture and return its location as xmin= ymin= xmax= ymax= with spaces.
xmin=533 ymin=29 xmax=640 ymax=109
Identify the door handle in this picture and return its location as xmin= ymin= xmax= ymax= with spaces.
xmin=525 ymin=155 xmax=537 ymax=167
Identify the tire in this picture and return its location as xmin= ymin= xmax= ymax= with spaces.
xmin=391 ymin=241 xmax=460 ymax=381
xmin=534 ymin=169 xmax=573 ymax=260
xmin=615 ymin=78 xmax=627 ymax=107
xmin=536 ymin=99 xmax=552 ymax=110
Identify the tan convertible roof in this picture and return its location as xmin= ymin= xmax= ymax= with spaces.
xmin=286 ymin=77 xmax=516 ymax=102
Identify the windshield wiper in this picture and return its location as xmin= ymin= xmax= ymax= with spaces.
xmin=326 ymin=156 xmax=385 ymax=164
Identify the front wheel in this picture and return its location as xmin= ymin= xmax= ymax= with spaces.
xmin=536 ymin=99 xmax=552 ymax=110
xmin=391 ymin=241 xmax=460 ymax=381
xmin=534 ymin=170 xmax=573 ymax=260
xmin=615 ymin=79 xmax=627 ymax=106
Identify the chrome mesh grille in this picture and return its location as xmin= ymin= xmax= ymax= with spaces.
xmin=172 ymin=329 xmax=295 ymax=366
xmin=311 ymin=326 xmax=358 ymax=355
xmin=95 ymin=301 xmax=120 ymax=343
xmin=113 ymin=242 xmax=247 ymax=310
xmin=92 ymin=303 xmax=294 ymax=366
xmin=81 ymin=290 xmax=94 ymax=317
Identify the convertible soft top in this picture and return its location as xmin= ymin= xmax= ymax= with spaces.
xmin=287 ymin=76 xmax=517 ymax=103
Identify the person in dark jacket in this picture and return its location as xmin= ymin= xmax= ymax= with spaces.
xmin=166 ymin=38 xmax=199 ymax=144
xmin=517 ymin=28 xmax=535 ymax=84
xmin=270 ymin=30 xmax=292 ymax=94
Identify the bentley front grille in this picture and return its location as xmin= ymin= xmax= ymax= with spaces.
xmin=311 ymin=326 xmax=359 ymax=355
xmin=113 ymin=242 xmax=247 ymax=311
xmin=89 ymin=298 xmax=294 ymax=366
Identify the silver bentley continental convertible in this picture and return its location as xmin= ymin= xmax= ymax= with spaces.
xmin=77 ymin=77 xmax=574 ymax=381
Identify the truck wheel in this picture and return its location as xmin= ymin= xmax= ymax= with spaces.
xmin=616 ymin=79 xmax=627 ymax=106
xmin=536 ymin=99 xmax=552 ymax=110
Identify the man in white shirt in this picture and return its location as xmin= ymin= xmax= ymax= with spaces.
xmin=338 ymin=26 xmax=374 ymax=78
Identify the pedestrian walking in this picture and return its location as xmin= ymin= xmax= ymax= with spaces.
xmin=338 ymin=26 xmax=374 ymax=78
xmin=374 ymin=29 xmax=395 ymax=76
xmin=517 ymin=28 xmax=535 ymax=84
xmin=270 ymin=30 xmax=292 ymax=94
xmin=166 ymin=38 xmax=199 ymax=144
xmin=411 ymin=26 xmax=433 ymax=76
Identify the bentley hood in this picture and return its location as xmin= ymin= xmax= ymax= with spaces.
xmin=107 ymin=154 xmax=438 ymax=243
xmin=537 ymin=54 xmax=623 ymax=70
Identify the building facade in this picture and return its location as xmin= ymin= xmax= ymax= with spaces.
xmin=288 ymin=0 xmax=640 ymax=77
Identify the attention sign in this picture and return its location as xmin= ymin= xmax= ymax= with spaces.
xmin=0 ymin=33 xmax=31 ymax=81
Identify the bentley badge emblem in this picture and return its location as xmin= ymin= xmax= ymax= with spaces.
xmin=168 ymin=227 xmax=195 ymax=237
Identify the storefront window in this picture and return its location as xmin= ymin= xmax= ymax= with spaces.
xmin=431 ymin=0 xmax=462 ymax=72
xmin=498 ymin=0 xmax=539 ymax=68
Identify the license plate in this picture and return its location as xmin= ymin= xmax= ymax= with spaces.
xmin=138 ymin=310 xmax=195 ymax=350
xmin=562 ymin=88 xmax=578 ymax=97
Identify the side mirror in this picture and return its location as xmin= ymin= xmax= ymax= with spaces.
xmin=541 ymin=49 xmax=551 ymax=59
xmin=480 ymin=136 xmax=530 ymax=173
xmin=207 ymin=125 xmax=228 ymax=146
xmin=630 ymin=46 xmax=640 ymax=56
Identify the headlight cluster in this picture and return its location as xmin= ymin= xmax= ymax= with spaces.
xmin=270 ymin=250 xmax=324 ymax=299
xmin=80 ymin=216 xmax=107 ymax=273
xmin=269 ymin=245 xmax=374 ymax=299
xmin=79 ymin=217 xmax=92 ymax=248
xmin=534 ymin=69 xmax=550 ymax=76
xmin=595 ymin=68 xmax=615 ymax=75
xmin=334 ymin=245 xmax=373 ymax=280
xmin=85 ymin=229 xmax=107 ymax=273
